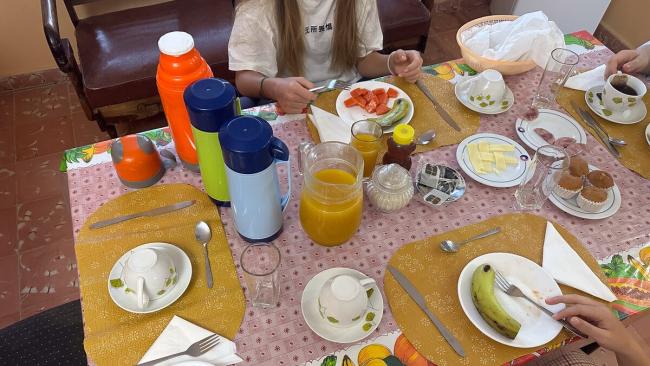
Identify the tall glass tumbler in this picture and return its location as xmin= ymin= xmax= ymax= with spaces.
xmin=240 ymin=243 xmax=281 ymax=308
xmin=531 ymin=48 xmax=580 ymax=109
xmin=350 ymin=120 xmax=383 ymax=178
xmin=515 ymin=145 xmax=569 ymax=210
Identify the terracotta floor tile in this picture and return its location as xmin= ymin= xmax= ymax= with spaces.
xmin=67 ymin=84 xmax=82 ymax=114
xmin=71 ymin=112 xmax=111 ymax=146
xmin=15 ymin=153 xmax=68 ymax=203
xmin=14 ymin=113 xmax=75 ymax=161
xmin=429 ymin=10 xmax=462 ymax=32
xmin=14 ymin=83 xmax=69 ymax=126
xmin=0 ymin=254 xmax=20 ymax=320
xmin=0 ymin=163 xmax=16 ymax=209
xmin=0 ymin=312 xmax=20 ymax=330
xmin=0 ymin=207 xmax=17 ymax=257
xmin=5 ymin=72 xmax=66 ymax=93
xmin=19 ymin=242 xmax=79 ymax=319
xmin=432 ymin=29 xmax=463 ymax=62
xmin=0 ymin=93 xmax=13 ymax=128
xmin=455 ymin=3 xmax=491 ymax=23
xmin=16 ymin=194 xmax=73 ymax=253
xmin=0 ymin=126 xmax=16 ymax=165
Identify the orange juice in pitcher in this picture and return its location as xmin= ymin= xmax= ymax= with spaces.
xmin=299 ymin=142 xmax=364 ymax=246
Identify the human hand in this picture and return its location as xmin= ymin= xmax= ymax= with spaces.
xmin=389 ymin=49 xmax=423 ymax=83
xmin=267 ymin=77 xmax=317 ymax=114
xmin=605 ymin=49 xmax=650 ymax=78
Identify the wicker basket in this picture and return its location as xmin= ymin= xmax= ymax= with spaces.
xmin=456 ymin=15 xmax=537 ymax=76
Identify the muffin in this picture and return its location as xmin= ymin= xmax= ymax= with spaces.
xmin=587 ymin=170 xmax=615 ymax=191
xmin=554 ymin=173 xmax=583 ymax=199
xmin=577 ymin=187 xmax=608 ymax=212
xmin=568 ymin=156 xmax=589 ymax=177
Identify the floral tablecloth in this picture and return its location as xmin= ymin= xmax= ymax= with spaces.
xmin=65 ymin=31 xmax=650 ymax=366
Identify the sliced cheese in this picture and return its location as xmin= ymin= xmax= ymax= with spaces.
xmin=504 ymin=155 xmax=518 ymax=165
xmin=479 ymin=152 xmax=494 ymax=161
xmin=468 ymin=144 xmax=486 ymax=173
xmin=489 ymin=144 xmax=515 ymax=152
xmin=478 ymin=142 xmax=490 ymax=153
xmin=494 ymin=152 xmax=506 ymax=172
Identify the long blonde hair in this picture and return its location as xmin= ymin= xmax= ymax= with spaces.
xmin=237 ymin=0 xmax=359 ymax=76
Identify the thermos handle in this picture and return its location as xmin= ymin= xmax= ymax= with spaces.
xmin=270 ymin=137 xmax=291 ymax=212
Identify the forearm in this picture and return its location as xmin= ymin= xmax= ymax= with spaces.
xmin=235 ymin=70 xmax=267 ymax=98
xmin=615 ymin=336 xmax=650 ymax=366
xmin=638 ymin=41 xmax=650 ymax=74
xmin=356 ymin=51 xmax=391 ymax=79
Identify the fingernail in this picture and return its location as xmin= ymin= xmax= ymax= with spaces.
xmin=570 ymin=317 xmax=580 ymax=325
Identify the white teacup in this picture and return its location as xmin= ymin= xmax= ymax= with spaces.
xmin=602 ymin=72 xmax=647 ymax=114
xmin=468 ymin=69 xmax=506 ymax=108
xmin=318 ymin=275 xmax=376 ymax=328
xmin=122 ymin=248 xmax=176 ymax=309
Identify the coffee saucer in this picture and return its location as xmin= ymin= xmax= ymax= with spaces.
xmin=455 ymin=76 xmax=514 ymax=114
xmin=585 ymin=85 xmax=647 ymax=124
xmin=108 ymin=242 xmax=192 ymax=314
xmin=301 ymin=267 xmax=383 ymax=344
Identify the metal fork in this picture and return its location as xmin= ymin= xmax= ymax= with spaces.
xmin=309 ymin=79 xmax=352 ymax=94
xmin=137 ymin=334 xmax=221 ymax=366
xmin=493 ymin=270 xmax=587 ymax=338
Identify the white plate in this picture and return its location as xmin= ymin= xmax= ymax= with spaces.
xmin=108 ymin=242 xmax=192 ymax=314
xmin=335 ymin=80 xmax=414 ymax=133
xmin=301 ymin=267 xmax=383 ymax=344
xmin=516 ymin=109 xmax=587 ymax=151
xmin=645 ymin=123 xmax=650 ymax=146
xmin=458 ymin=253 xmax=564 ymax=348
xmin=585 ymin=85 xmax=647 ymax=125
xmin=456 ymin=133 xmax=530 ymax=188
xmin=548 ymin=164 xmax=622 ymax=220
xmin=455 ymin=77 xmax=514 ymax=115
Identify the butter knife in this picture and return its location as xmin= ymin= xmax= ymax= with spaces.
xmin=89 ymin=200 xmax=195 ymax=229
xmin=416 ymin=79 xmax=461 ymax=131
xmin=569 ymin=101 xmax=620 ymax=158
xmin=387 ymin=265 xmax=465 ymax=357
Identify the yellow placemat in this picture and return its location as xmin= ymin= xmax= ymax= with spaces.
xmin=75 ymin=184 xmax=245 ymax=365
xmin=557 ymin=87 xmax=650 ymax=179
xmin=309 ymin=74 xmax=480 ymax=159
xmin=384 ymin=213 xmax=608 ymax=366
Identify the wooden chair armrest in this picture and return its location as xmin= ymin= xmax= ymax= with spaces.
xmin=41 ymin=0 xmax=71 ymax=71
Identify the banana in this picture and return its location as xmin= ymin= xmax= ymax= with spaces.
xmin=369 ymin=98 xmax=411 ymax=127
xmin=342 ymin=355 xmax=356 ymax=366
xmin=471 ymin=264 xmax=521 ymax=339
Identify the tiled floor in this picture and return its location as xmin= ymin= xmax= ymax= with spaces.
xmin=0 ymin=0 xmax=481 ymax=332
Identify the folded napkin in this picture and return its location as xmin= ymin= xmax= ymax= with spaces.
xmin=565 ymin=65 xmax=606 ymax=91
xmin=461 ymin=11 xmax=564 ymax=68
xmin=308 ymin=105 xmax=353 ymax=143
xmin=542 ymin=221 xmax=617 ymax=302
xmin=139 ymin=316 xmax=242 ymax=366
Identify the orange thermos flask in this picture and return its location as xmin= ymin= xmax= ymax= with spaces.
xmin=156 ymin=31 xmax=213 ymax=172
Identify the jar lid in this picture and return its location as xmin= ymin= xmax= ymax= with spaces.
xmin=392 ymin=124 xmax=415 ymax=145
xmin=158 ymin=31 xmax=194 ymax=56
xmin=372 ymin=164 xmax=412 ymax=192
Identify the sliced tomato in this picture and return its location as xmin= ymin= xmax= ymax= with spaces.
xmin=378 ymin=93 xmax=388 ymax=105
xmin=372 ymin=88 xmax=386 ymax=96
xmin=387 ymin=88 xmax=399 ymax=98
xmin=344 ymin=97 xmax=358 ymax=108
xmin=365 ymin=100 xmax=378 ymax=113
xmin=350 ymin=88 xmax=368 ymax=97
xmin=375 ymin=104 xmax=390 ymax=115
xmin=353 ymin=96 xmax=367 ymax=107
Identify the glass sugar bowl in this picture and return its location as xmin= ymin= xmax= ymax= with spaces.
xmin=365 ymin=164 xmax=414 ymax=213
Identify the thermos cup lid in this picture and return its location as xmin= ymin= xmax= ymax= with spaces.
xmin=219 ymin=116 xmax=289 ymax=174
xmin=184 ymin=78 xmax=237 ymax=132
xmin=158 ymin=31 xmax=195 ymax=56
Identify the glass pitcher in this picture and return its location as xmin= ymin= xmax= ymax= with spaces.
xmin=298 ymin=142 xmax=364 ymax=246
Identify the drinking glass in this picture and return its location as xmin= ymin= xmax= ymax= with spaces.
xmin=531 ymin=48 xmax=579 ymax=110
xmin=350 ymin=120 xmax=383 ymax=178
xmin=240 ymin=243 xmax=281 ymax=308
xmin=515 ymin=145 xmax=569 ymax=210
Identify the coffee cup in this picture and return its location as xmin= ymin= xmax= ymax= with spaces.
xmin=122 ymin=247 xmax=177 ymax=309
xmin=468 ymin=69 xmax=506 ymax=108
xmin=603 ymin=72 xmax=647 ymax=114
xmin=318 ymin=274 xmax=376 ymax=328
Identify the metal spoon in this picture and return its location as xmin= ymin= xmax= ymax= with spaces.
xmin=608 ymin=136 xmax=627 ymax=146
xmin=195 ymin=221 xmax=213 ymax=288
xmin=440 ymin=227 xmax=501 ymax=253
xmin=416 ymin=129 xmax=437 ymax=145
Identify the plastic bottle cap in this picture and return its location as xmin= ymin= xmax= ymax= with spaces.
xmin=158 ymin=31 xmax=195 ymax=56
xmin=392 ymin=124 xmax=415 ymax=145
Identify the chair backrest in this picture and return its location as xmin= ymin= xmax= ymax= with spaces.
xmin=63 ymin=0 xmax=179 ymax=26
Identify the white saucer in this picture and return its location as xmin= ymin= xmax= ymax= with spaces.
xmin=646 ymin=123 xmax=650 ymax=146
xmin=516 ymin=109 xmax=587 ymax=151
xmin=456 ymin=133 xmax=530 ymax=188
xmin=548 ymin=164 xmax=622 ymax=220
xmin=585 ymin=85 xmax=647 ymax=124
xmin=108 ymin=242 xmax=192 ymax=314
xmin=458 ymin=253 xmax=563 ymax=348
xmin=301 ymin=267 xmax=383 ymax=344
xmin=455 ymin=77 xmax=514 ymax=114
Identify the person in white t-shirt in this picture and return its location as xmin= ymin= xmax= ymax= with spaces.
xmin=228 ymin=0 xmax=424 ymax=114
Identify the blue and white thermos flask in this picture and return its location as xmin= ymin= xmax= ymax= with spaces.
xmin=219 ymin=116 xmax=291 ymax=242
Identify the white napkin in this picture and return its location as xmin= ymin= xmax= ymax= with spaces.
xmin=139 ymin=316 xmax=242 ymax=366
xmin=564 ymin=65 xmax=606 ymax=91
xmin=542 ymin=222 xmax=617 ymax=302
xmin=461 ymin=11 xmax=565 ymax=68
xmin=308 ymin=105 xmax=353 ymax=143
